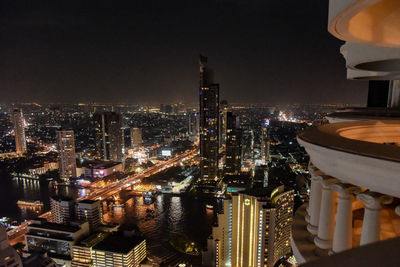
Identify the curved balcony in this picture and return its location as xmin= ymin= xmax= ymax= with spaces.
xmin=340 ymin=42 xmax=400 ymax=80
xmin=326 ymin=108 xmax=400 ymax=123
xmin=328 ymin=0 xmax=400 ymax=47
xmin=297 ymin=120 xmax=400 ymax=198
xmin=293 ymin=120 xmax=400 ymax=264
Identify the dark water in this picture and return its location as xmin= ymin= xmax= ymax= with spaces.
xmin=0 ymin=172 xmax=216 ymax=265
xmin=104 ymin=195 xmax=218 ymax=264
xmin=0 ymin=172 xmax=82 ymax=220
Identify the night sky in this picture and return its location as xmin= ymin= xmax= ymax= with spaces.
xmin=1 ymin=0 xmax=367 ymax=105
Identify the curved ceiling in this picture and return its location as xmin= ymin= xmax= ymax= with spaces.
xmin=329 ymin=0 xmax=400 ymax=47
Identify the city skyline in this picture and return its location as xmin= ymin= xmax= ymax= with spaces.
xmin=0 ymin=1 xmax=399 ymax=266
xmin=1 ymin=1 xmax=367 ymax=105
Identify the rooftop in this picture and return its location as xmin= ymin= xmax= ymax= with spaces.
xmin=78 ymin=199 xmax=98 ymax=205
xmin=29 ymin=222 xmax=81 ymax=233
xmin=50 ymin=195 xmax=74 ymax=202
xmin=80 ymin=160 xmax=122 ymax=169
xmin=93 ymin=234 xmax=145 ymax=254
xmin=78 ymin=233 xmax=107 ymax=248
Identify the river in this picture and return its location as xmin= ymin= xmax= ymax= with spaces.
xmin=0 ymin=171 xmax=217 ymax=265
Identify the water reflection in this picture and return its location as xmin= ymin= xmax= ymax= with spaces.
xmin=104 ymin=194 xmax=216 ymax=250
xmin=0 ymin=174 xmax=80 ymax=221
xmin=169 ymin=196 xmax=183 ymax=233
xmin=0 ymin=172 xmax=216 ymax=264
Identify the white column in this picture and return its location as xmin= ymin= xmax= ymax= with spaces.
xmin=306 ymin=161 xmax=314 ymax=219
xmin=306 ymin=168 xmax=323 ymax=235
xmin=357 ymin=192 xmax=392 ymax=246
xmin=331 ymin=184 xmax=360 ymax=253
xmin=314 ymin=177 xmax=338 ymax=250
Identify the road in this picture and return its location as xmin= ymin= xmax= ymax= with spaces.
xmin=7 ymin=148 xmax=198 ymax=245
xmin=79 ymin=148 xmax=197 ymax=201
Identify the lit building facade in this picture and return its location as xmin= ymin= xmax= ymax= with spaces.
xmin=25 ymin=221 xmax=89 ymax=264
xmin=219 ymin=100 xmax=229 ymax=150
xmin=71 ymin=233 xmax=106 ymax=267
xmin=203 ymin=187 xmax=294 ymax=267
xmin=224 ymin=112 xmax=242 ymax=175
xmin=260 ymin=120 xmax=270 ymax=165
xmin=93 ymin=112 xmax=122 ymax=162
xmin=130 ymin=128 xmax=142 ymax=147
xmin=76 ymin=200 xmax=103 ymax=232
xmin=29 ymin=162 xmax=58 ymax=176
xmin=50 ymin=196 xmax=76 ymax=225
xmin=92 ymin=235 xmax=146 ymax=267
xmin=199 ymin=55 xmax=220 ymax=186
xmin=76 ymin=161 xmax=123 ymax=179
xmin=11 ymin=108 xmax=26 ymax=154
xmin=188 ymin=111 xmax=200 ymax=143
xmin=57 ymin=130 xmax=77 ymax=179
xmin=291 ymin=1 xmax=400 ymax=266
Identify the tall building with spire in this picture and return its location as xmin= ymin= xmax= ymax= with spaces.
xmin=199 ymin=55 xmax=220 ymax=189
xmin=12 ymin=108 xmax=26 ymax=154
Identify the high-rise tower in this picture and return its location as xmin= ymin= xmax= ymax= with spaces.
xmin=188 ymin=112 xmax=200 ymax=143
xmin=12 ymin=109 xmax=27 ymax=154
xmin=203 ymin=186 xmax=294 ymax=267
xmin=56 ymin=130 xmax=77 ymax=179
xmin=93 ymin=112 xmax=122 ymax=162
xmin=224 ymin=112 xmax=242 ymax=175
xmin=199 ymin=55 xmax=220 ymax=187
xmin=130 ymin=128 xmax=142 ymax=147
xmin=261 ymin=119 xmax=271 ymax=165
xmin=219 ymin=100 xmax=229 ymax=149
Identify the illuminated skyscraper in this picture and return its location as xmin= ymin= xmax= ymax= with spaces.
xmin=261 ymin=120 xmax=270 ymax=165
xmin=224 ymin=112 xmax=242 ymax=175
xmin=219 ymin=100 xmax=229 ymax=149
xmin=56 ymin=130 xmax=77 ymax=179
xmin=188 ymin=112 xmax=200 ymax=143
xmin=199 ymin=55 xmax=220 ymax=186
xmin=203 ymin=186 xmax=294 ymax=267
xmin=130 ymin=128 xmax=142 ymax=147
xmin=12 ymin=108 xmax=26 ymax=154
xmin=93 ymin=112 xmax=122 ymax=162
